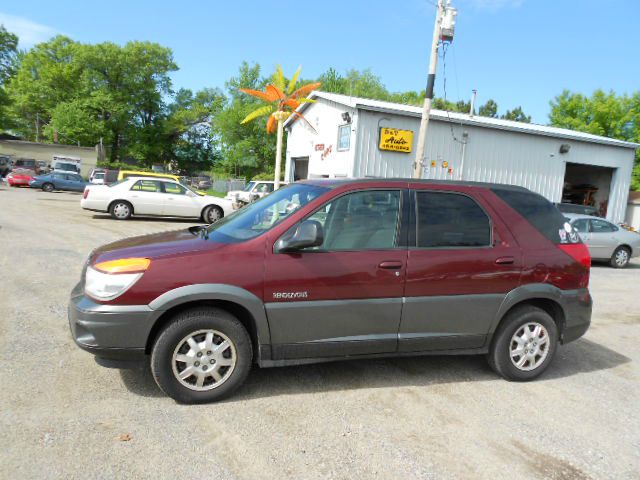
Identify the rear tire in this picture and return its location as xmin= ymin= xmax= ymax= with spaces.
xmin=151 ymin=307 xmax=252 ymax=404
xmin=610 ymin=246 xmax=630 ymax=268
xmin=488 ymin=305 xmax=558 ymax=381
xmin=42 ymin=183 xmax=54 ymax=192
xmin=109 ymin=200 xmax=132 ymax=220
xmin=202 ymin=205 xmax=223 ymax=224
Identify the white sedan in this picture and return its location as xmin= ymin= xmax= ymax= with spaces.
xmin=81 ymin=177 xmax=234 ymax=223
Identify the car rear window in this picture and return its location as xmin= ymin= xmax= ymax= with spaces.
xmin=492 ymin=188 xmax=579 ymax=244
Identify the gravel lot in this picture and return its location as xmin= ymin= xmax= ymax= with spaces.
xmin=1 ymin=185 xmax=639 ymax=480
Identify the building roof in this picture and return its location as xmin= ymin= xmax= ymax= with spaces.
xmin=286 ymin=91 xmax=639 ymax=150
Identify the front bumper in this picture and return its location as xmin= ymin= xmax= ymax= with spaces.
xmin=68 ymin=282 xmax=155 ymax=361
xmin=560 ymin=288 xmax=592 ymax=344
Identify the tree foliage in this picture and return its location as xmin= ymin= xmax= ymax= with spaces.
xmin=550 ymin=89 xmax=640 ymax=189
xmin=0 ymin=26 xmax=19 ymax=128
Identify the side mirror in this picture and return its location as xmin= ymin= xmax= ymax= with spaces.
xmin=275 ymin=220 xmax=324 ymax=253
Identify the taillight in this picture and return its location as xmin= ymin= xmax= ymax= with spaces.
xmin=558 ymin=243 xmax=591 ymax=287
xmin=83 ymin=188 xmax=89 ymax=199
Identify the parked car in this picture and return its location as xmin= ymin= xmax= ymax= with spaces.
xmin=565 ymin=213 xmax=640 ymax=268
xmin=6 ymin=169 xmax=35 ymax=187
xmin=80 ymin=176 xmax=233 ymax=223
xmin=69 ymin=179 xmax=592 ymax=403
xmin=555 ymin=202 xmax=600 ymax=217
xmin=0 ymin=155 xmax=13 ymax=177
xmin=225 ymin=180 xmax=287 ymax=209
xmin=29 ymin=172 xmax=89 ymax=192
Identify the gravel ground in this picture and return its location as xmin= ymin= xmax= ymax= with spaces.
xmin=1 ymin=185 xmax=639 ymax=480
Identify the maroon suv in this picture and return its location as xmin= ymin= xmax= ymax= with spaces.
xmin=69 ymin=179 xmax=592 ymax=403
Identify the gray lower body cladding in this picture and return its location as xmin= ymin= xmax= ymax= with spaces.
xmin=68 ymin=282 xmax=592 ymax=366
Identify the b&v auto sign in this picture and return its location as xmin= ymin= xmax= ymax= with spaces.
xmin=379 ymin=128 xmax=414 ymax=153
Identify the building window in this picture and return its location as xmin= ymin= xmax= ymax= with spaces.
xmin=337 ymin=124 xmax=351 ymax=151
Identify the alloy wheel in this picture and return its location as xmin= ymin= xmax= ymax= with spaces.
xmin=615 ymin=249 xmax=629 ymax=267
xmin=171 ymin=329 xmax=237 ymax=391
xmin=509 ymin=322 xmax=550 ymax=371
xmin=207 ymin=207 xmax=222 ymax=224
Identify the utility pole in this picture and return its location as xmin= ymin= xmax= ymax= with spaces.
xmin=413 ymin=0 xmax=457 ymax=179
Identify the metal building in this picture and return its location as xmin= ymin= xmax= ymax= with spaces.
xmin=284 ymin=91 xmax=638 ymax=223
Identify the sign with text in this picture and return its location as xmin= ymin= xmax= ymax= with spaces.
xmin=379 ymin=128 xmax=414 ymax=153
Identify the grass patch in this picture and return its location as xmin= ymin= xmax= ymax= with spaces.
xmin=204 ymin=189 xmax=226 ymax=198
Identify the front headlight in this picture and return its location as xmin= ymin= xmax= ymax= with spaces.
xmin=84 ymin=258 xmax=150 ymax=301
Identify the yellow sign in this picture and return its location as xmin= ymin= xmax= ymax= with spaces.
xmin=379 ymin=128 xmax=414 ymax=153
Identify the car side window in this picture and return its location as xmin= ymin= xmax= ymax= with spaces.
xmin=416 ymin=191 xmax=491 ymax=248
xmin=163 ymin=182 xmax=187 ymax=195
xmin=131 ymin=180 xmax=162 ymax=193
xmin=590 ymin=219 xmax=617 ymax=233
xmin=53 ymin=173 xmax=64 ymax=180
xmin=305 ymin=190 xmax=401 ymax=251
xmin=571 ymin=219 xmax=589 ymax=233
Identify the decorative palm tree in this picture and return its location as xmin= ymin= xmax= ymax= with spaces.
xmin=240 ymin=65 xmax=321 ymax=189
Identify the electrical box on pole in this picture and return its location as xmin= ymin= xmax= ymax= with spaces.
xmin=440 ymin=5 xmax=458 ymax=43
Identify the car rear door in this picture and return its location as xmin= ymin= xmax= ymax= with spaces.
xmin=264 ymin=188 xmax=408 ymax=360
xmin=65 ymin=174 xmax=85 ymax=191
xmin=128 ymin=179 xmax=164 ymax=215
xmin=399 ymin=185 xmax=522 ymax=352
xmin=588 ymin=218 xmax=619 ymax=259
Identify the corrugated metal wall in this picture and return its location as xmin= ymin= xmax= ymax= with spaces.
xmin=354 ymin=109 xmax=635 ymax=223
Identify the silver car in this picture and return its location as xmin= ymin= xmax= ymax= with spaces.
xmin=565 ymin=213 xmax=640 ymax=268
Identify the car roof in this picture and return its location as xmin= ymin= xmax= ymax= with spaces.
xmin=125 ymin=176 xmax=179 ymax=183
xmin=298 ymin=178 xmax=531 ymax=192
xmin=564 ymin=213 xmax=607 ymax=221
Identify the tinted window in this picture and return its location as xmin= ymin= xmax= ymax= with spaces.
xmin=493 ymin=188 xmax=573 ymax=244
xmin=131 ymin=180 xmax=162 ymax=192
xmin=306 ymin=190 xmax=401 ymax=250
xmin=416 ymin=191 xmax=491 ymax=248
xmin=590 ymin=219 xmax=617 ymax=233
xmin=572 ymin=219 xmax=589 ymax=233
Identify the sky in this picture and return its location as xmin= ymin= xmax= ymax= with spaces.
xmin=1 ymin=0 xmax=639 ymax=124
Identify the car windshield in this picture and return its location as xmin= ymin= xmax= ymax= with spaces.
xmin=243 ymin=181 xmax=256 ymax=192
xmin=204 ymin=183 xmax=329 ymax=243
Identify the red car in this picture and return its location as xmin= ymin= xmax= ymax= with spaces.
xmin=7 ymin=170 xmax=35 ymax=187
xmin=69 ymin=179 xmax=592 ymax=403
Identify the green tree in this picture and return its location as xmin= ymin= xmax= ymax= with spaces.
xmin=501 ymin=106 xmax=531 ymax=123
xmin=212 ymin=62 xmax=278 ymax=178
xmin=478 ymin=99 xmax=498 ymax=118
xmin=0 ymin=25 xmax=18 ymax=128
xmin=550 ymin=89 xmax=640 ymax=188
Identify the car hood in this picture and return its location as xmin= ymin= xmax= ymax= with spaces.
xmin=91 ymin=228 xmax=220 ymax=264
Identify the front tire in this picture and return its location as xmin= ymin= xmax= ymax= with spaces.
xmin=488 ymin=305 xmax=558 ymax=381
xmin=202 ymin=205 xmax=223 ymax=224
xmin=610 ymin=246 xmax=630 ymax=268
xmin=151 ymin=307 xmax=252 ymax=404
xmin=42 ymin=183 xmax=54 ymax=192
xmin=109 ymin=200 xmax=132 ymax=220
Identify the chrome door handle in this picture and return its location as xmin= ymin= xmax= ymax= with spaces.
xmin=378 ymin=261 xmax=403 ymax=270
xmin=495 ymin=256 xmax=515 ymax=265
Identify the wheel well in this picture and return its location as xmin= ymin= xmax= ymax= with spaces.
xmin=616 ymin=244 xmax=632 ymax=253
xmin=145 ymin=299 xmax=258 ymax=356
xmin=498 ymin=298 xmax=566 ymax=336
xmin=108 ymin=199 xmax=134 ymax=213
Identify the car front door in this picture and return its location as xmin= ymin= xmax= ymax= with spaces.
xmin=399 ymin=187 xmax=523 ymax=352
xmin=65 ymin=174 xmax=85 ymax=191
xmin=161 ymin=181 xmax=200 ymax=218
xmin=51 ymin=173 xmax=66 ymax=189
xmin=129 ymin=179 xmax=164 ymax=215
xmin=588 ymin=218 xmax=619 ymax=259
xmin=264 ymin=188 xmax=408 ymax=360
